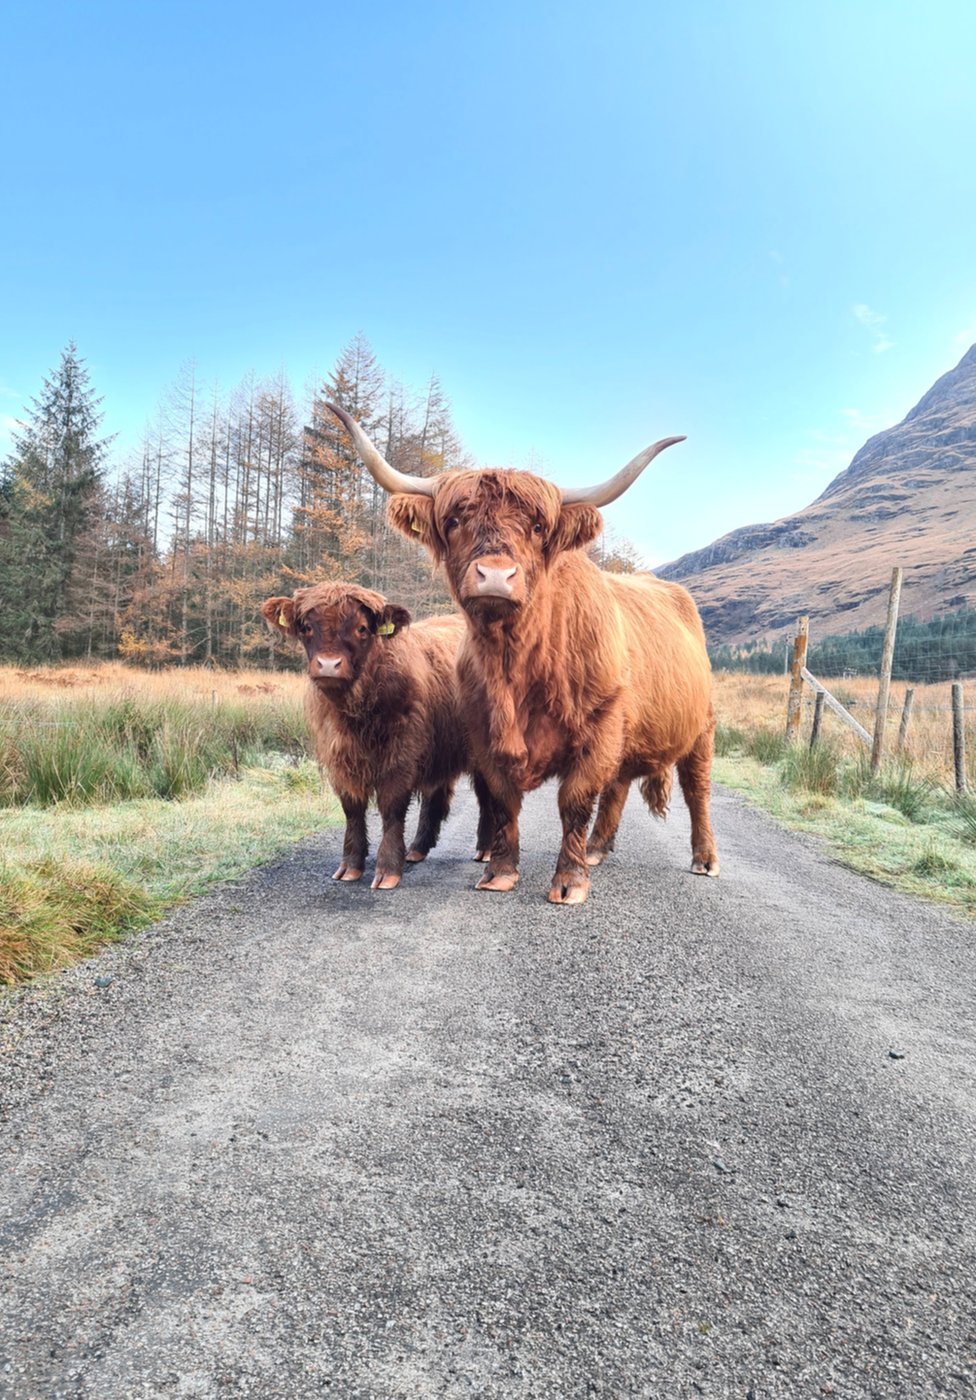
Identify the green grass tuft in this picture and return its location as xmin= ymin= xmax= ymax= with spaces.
xmin=0 ymin=857 xmax=157 ymax=985
xmin=746 ymin=729 xmax=789 ymax=765
xmin=870 ymin=763 xmax=935 ymax=823
xmin=780 ymin=739 xmax=842 ymax=796
xmin=951 ymin=790 xmax=976 ymax=846
xmin=714 ymin=723 xmax=747 ymax=756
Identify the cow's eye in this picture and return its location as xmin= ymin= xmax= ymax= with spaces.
xmin=358 ymin=625 xmax=369 ymax=637
xmin=532 ymin=521 xmax=544 ymax=536
xmin=445 ymin=516 xmax=460 ymax=533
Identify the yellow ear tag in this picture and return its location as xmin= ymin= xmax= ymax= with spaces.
xmin=376 ymin=622 xmax=395 ymax=636
xmin=410 ymin=520 xmax=422 ymax=533
xmin=277 ymin=610 xmax=288 ymax=628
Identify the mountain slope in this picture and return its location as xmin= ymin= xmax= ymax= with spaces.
xmin=658 ymin=345 xmax=976 ymax=645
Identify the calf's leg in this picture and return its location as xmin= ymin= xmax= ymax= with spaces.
xmin=406 ymin=781 xmax=455 ymax=862
xmin=373 ymin=785 xmax=412 ymax=890
xmin=334 ymin=793 xmax=367 ymax=881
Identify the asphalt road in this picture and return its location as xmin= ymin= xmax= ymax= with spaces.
xmin=2 ymin=783 xmax=975 ymax=1400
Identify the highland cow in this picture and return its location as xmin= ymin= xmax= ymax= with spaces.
xmin=326 ymin=404 xmax=719 ymax=906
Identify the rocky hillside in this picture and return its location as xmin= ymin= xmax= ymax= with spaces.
xmin=659 ymin=344 xmax=976 ymax=645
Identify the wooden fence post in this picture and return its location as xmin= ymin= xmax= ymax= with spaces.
xmin=785 ymin=616 xmax=809 ymax=743
xmin=809 ymin=691 xmax=825 ymax=749
xmin=896 ymin=688 xmax=914 ymax=754
xmin=952 ymin=682 xmax=968 ymax=794
xmin=870 ymin=567 xmax=903 ymax=775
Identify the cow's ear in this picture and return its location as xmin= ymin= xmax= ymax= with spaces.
xmin=387 ymin=495 xmax=440 ymax=558
xmin=548 ymin=504 xmax=604 ymax=557
xmin=261 ymin=596 xmax=297 ymax=636
xmin=375 ymin=603 xmax=411 ymax=638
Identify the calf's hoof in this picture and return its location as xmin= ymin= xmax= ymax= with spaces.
xmin=585 ymin=848 xmax=608 ymax=868
xmin=691 ymin=855 xmax=720 ymax=878
xmin=405 ymin=849 xmax=427 ymax=863
xmin=548 ymin=875 xmax=590 ymax=906
xmin=473 ymin=849 xmax=491 ymax=863
xmin=332 ymin=865 xmax=363 ymax=882
xmin=371 ymin=871 xmax=402 ymax=890
xmin=475 ymin=870 xmax=519 ymax=893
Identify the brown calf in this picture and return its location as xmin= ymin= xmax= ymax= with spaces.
xmin=262 ymin=582 xmax=476 ymax=890
xmin=326 ymin=404 xmax=719 ymax=906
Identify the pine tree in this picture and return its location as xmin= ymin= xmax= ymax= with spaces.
xmin=0 ymin=344 xmax=112 ymax=661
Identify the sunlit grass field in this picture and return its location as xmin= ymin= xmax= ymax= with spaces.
xmin=1 ymin=663 xmax=338 ymax=986
xmin=712 ymin=671 xmax=976 ymax=919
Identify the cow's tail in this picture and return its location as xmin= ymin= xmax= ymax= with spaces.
xmin=639 ymin=769 xmax=672 ymax=820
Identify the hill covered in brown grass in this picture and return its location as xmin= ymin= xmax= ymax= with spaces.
xmin=658 ymin=344 xmax=976 ymax=645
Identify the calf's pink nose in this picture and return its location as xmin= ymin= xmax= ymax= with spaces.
xmin=312 ymin=654 xmax=343 ymax=677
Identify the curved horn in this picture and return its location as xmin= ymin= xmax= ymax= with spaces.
xmin=559 ymin=435 xmax=686 ymax=507
xmin=326 ymin=402 xmax=436 ymax=497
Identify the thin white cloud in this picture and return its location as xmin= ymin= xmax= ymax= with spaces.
xmin=794 ymin=403 xmax=888 ymax=481
xmin=841 ymin=406 xmax=887 ymax=435
xmin=853 ymin=303 xmax=894 ymax=353
xmin=953 ymin=323 xmax=976 ymax=348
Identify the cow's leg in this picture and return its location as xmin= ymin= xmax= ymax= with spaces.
xmin=333 ymin=793 xmax=367 ymax=882
xmin=585 ymin=779 xmax=630 ymax=867
xmin=549 ymin=774 xmax=601 ymax=904
xmin=472 ymin=770 xmax=495 ymax=862
xmin=372 ymin=786 xmax=412 ymax=890
xmin=475 ymin=773 xmax=522 ymax=893
xmin=406 ymin=781 xmax=455 ymax=862
xmin=677 ymin=719 xmax=720 ymax=877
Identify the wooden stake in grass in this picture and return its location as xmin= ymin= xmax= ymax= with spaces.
xmin=809 ymin=690 xmax=825 ymax=749
xmin=871 ymin=567 xmax=902 ymax=776
xmin=785 ymin=616 xmax=809 ymax=743
xmin=952 ymin=681 xmax=968 ymax=794
xmin=896 ymin=688 xmax=914 ymax=754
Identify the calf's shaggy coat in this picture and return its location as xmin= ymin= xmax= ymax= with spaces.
xmin=262 ymin=582 xmax=474 ymax=889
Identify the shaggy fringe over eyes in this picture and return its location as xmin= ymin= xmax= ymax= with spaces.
xmin=290 ymin=581 xmax=389 ymax=622
xmin=386 ymin=472 xmax=604 ymax=559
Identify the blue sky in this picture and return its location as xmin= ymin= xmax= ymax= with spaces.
xmin=2 ymin=0 xmax=975 ymax=565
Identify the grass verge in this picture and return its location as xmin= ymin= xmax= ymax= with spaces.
xmin=0 ymin=760 xmax=338 ymax=986
xmin=713 ymin=751 xmax=976 ymax=919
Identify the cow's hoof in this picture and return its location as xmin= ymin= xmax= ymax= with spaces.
xmin=548 ymin=876 xmax=590 ymax=905
xmin=475 ymin=870 xmax=519 ymax=892
xmin=473 ymin=849 xmax=491 ymax=863
xmin=332 ymin=865 xmax=363 ymax=882
xmin=371 ymin=872 xmax=402 ymax=890
xmin=405 ymin=849 xmax=427 ymax=863
xmin=585 ymin=848 xmax=608 ymax=868
xmin=691 ymin=856 xmax=720 ymax=878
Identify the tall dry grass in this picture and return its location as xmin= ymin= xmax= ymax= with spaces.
xmin=712 ymin=671 xmax=976 ymax=788
xmin=0 ymin=665 xmax=310 ymax=808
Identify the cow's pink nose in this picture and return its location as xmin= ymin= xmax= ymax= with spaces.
xmin=475 ymin=564 xmax=518 ymax=597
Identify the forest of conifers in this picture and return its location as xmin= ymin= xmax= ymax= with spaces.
xmin=709 ymin=609 xmax=976 ymax=684
xmin=0 ymin=338 xmax=638 ymax=668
